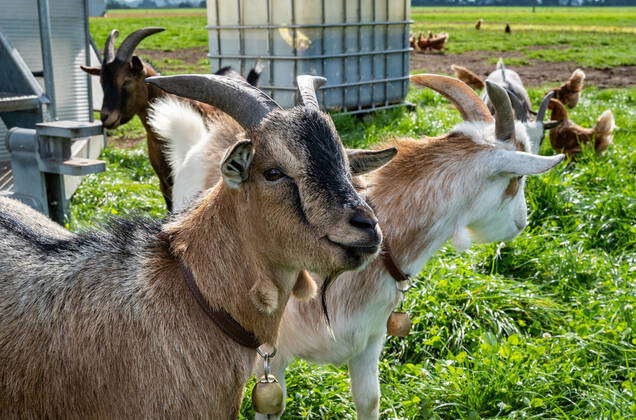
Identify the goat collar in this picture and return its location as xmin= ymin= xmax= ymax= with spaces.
xmin=173 ymin=252 xmax=262 ymax=349
xmin=381 ymin=242 xmax=411 ymax=283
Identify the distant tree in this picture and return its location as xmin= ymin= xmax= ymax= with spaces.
xmin=106 ymin=0 xmax=131 ymax=8
xmin=139 ymin=0 xmax=157 ymax=8
xmin=198 ymin=0 xmax=206 ymax=7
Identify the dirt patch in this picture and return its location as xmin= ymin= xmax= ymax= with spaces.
xmin=410 ymin=50 xmax=636 ymax=89
xmin=138 ymin=46 xmax=635 ymax=89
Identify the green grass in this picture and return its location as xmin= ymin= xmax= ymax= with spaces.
xmin=91 ymin=14 xmax=207 ymax=52
xmin=78 ymin=7 xmax=636 ymax=419
xmin=411 ymin=7 xmax=636 ymax=68
xmin=412 ymin=6 xmax=636 ymax=27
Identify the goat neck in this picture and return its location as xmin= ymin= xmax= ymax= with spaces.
xmin=161 ymin=182 xmax=298 ymax=346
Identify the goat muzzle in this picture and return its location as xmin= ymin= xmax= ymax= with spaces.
xmin=327 ymin=205 xmax=381 ymax=253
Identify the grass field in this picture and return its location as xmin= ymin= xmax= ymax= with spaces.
xmin=77 ymin=7 xmax=636 ymax=418
xmin=410 ymin=7 xmax=636 ymax=68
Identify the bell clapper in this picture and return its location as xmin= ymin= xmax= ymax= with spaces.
xmin=252 ymin=345 xmax=284 ymax=416
xmin=387 ymin=279 xmax=412 ymax=337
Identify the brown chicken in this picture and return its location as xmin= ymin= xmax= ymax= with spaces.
xmin=548 ymin=99 xmax=615 ymax=158
xmin=417 ymin=32 xmax=428 ymax=50
xmin=429 ymin=33 xmax=449 ymax=51
xmin=505 ymin=24 xmax=511 ymax=34
xmin=550 ymin=69 xmax=586 ymax=108
xmin=417 ymin=32 xmax=448 ymax=52
xmin=451 ymin=64 xmax=486 ymax=90
xmin=475 ymin=19 xmax=483 ymax=30
xmin=409 ymin=33 xmax=417 ymax=50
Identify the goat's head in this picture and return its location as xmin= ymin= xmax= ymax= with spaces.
xmin=483 ymin=63 xmax=561 ymax=154
xmin=482 ymin=61 xmax=533 ymax=120
xmin=147 ymin=74 xmax=396 ymax=275
xmin=81 ymin=27 xmax=165 ymax=129
xmin=513 ymin=90 xmax=562 ymax=154
xmin=411 ymin=75 xmax=564 ymax=248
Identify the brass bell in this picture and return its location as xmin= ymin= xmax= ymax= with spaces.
xmin=252 ymin=374 xmax=283 ymax=415
xmin=387 ymin=311 xmax=412 ymax=337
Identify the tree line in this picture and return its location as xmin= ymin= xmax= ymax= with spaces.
xmin=106 ymin=0 xmax=206 ymax=8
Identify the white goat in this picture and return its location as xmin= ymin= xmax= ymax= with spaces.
xmin=151 ymin=75 xmax=564 ymax=419
xmin=453 ymin=59 xmax=559 ymax=153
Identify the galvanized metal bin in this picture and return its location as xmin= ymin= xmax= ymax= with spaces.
xmin=207 ymin=0 xmax=411 ymax=113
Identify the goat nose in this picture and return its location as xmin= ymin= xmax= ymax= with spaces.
xmin=349 ymin=210 xmax=377 ymax=232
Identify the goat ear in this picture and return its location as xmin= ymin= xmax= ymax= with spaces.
xmin=221 ymin=140 xmax=254 ymax=188
xmin=130 ymin=56 xmax=145 ymax=75
xmin=492 ymin=150 xmax=565 ymax=176
xmin=80 ymin=65 xmax=101 ymax=76
xmin=347 ymin=147 xmax=397 ymax=175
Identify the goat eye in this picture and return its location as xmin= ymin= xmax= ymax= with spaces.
xmin=263 ymin=168 xmax=286 ymax=182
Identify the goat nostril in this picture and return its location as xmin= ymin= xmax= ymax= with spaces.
xmin=349 ymin=213 xmax=377 ymax=231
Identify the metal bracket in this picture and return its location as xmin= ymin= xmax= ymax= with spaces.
xmin=6 ymin=120 xmax=105 ymax=223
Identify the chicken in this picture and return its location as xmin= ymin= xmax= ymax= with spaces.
xmin=428 ymin=33 xmax=449 ymax=51
xmin=451 ymin=64 xmax=486 ymax=90
xmin=548 ymin=98 xmax=615 ymax=158
xmin=417 ymin=32 xmax=428 ymax=51
xmin=550 ymin=69 xmax=586 ymax=108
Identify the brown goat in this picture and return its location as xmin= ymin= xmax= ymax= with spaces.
xmin=548 ymin=98 xmax=615 ymax=157
xmin=81 ymin=27 xmax=261 ymax=211
xmin=0 ymin=75 xmax=394 ymax=418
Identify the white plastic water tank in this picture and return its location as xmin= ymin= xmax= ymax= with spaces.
xmin=207 ymin=0 xmax=411 ymax=113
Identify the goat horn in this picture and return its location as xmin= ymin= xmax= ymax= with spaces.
xmin=536 ymin=91 xmax=554 ymax=123
xmin=486 ymin=81 xmax=515 ymax=141
xmin=115 ymin=27 xmax=165 ymax=63
xmin=103 ymin=29 xmax=119 ymax=63
xmin=410 ymin=74 xmax=493 ymax=123
xmin=505 ymin=88 xmax=528 ymax=123
xmin=146 ymin=74 xmax=282 ymax=130
xmin=296 ymin=75 xmax=327 ymax=111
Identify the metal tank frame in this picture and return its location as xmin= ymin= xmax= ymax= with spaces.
xmin=207 ymin=0 xmax=413 ymax=114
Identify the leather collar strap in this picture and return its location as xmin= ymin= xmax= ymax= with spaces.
xmin=176 ymin=258 xmax=262 ymax=350
xmin=381 ymin=242 xmax=411 ymax=283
